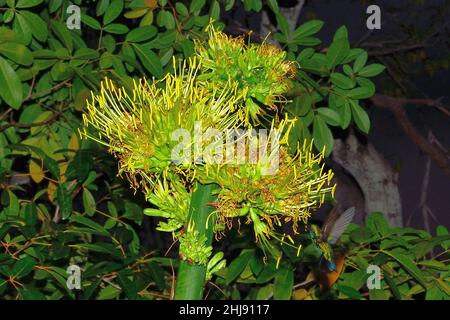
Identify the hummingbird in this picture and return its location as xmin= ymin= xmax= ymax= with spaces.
xmin=309 ymin=206 xmax=355 ymax=273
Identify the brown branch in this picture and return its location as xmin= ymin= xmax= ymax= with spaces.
xmin=419 ymin=147 xmax=432 ymax=234
xmin=369 ymin=43 xmax=432 ymax=56
xmin=0 ymin=110 xmax=62 ymax=133
xmin=370 ymin=94 xmax=450 ymax=178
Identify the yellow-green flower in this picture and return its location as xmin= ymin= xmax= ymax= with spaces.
xmin=79 ymin=58 xmax=240 ymax=192
xmin=198 ymin=119 xmax=336 ymax=257
xmin=195 ymin=24 xmax=296 ymax=124
xmin=143 ymin=173 xmax=191 ymax=233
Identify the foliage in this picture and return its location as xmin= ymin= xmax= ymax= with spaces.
xmin=210 ymin=213 xmax=450 ymax=300
xmin=0 ymin=0 xmax=446 ymax=300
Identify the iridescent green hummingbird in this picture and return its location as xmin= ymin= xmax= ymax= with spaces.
xmin=309 ymin=206 xmax=355 ymax=272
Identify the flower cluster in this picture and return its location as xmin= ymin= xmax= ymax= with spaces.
xmin=81 ymin=24 xmax=335 ymax=265
xmin=195 ymin=24 xmax=297 ymax=124
xmin=80 ymin=58 xmax=239 ymax=194
xmin=198 ymin=121 xmax=336 ymax=257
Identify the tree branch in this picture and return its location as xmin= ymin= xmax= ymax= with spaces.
xmin=0 ymin=110 xmax=62 ymax=133
xmin=370 ymin=94 xmax=450 ymax=177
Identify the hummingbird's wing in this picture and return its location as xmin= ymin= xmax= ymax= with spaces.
xmin=328 ymin=207 xmax=356 ymax=245
xmin=320 ymin=206 xmax=340 ymax=242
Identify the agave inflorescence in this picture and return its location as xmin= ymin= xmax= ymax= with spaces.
xmin=198 ymin=119 xmax=336 ymax=259
xmin=79 ymin=58 xmax=240 ymax=194
xmin=195 ymin=24 xmax=297 ymax=124
xmin=80 ymin=23 xmax=335 ymax=268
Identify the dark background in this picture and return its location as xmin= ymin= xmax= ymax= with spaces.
xmin=224 ymin=0 xmax=450 ymax=232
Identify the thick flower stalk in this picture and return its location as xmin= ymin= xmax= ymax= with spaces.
xmin=195 ymin=24 xmax=297 ymax=124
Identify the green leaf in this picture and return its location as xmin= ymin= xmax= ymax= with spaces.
xmin=16 ymin=0 xmax=43 ymax=8
xmin=369 ymin=289 xmax=390 ymax=300
xmin=12 ymin=256 xmax=36 ymax=278
xmin=294 ymin=36 xmax=321 ymax=47
xmin=73 ymin=48 xmax=99 ymax=60
xmin=24 ymin=203 xmax=37 ymax=226
xmin=333 ymin=25 xmax=348 ymax=41
xmin=418 ymin=260 xmax=448 ymax=271
xmin=383 ymin=271 xmax=401 ymax=300
xmin=286 ymin=94 xmax=312 ymax=117
xmin=316 ymin=107 xmax=341 ymax=126
xmin=148 ymin=261 xmax=166 ymax=291
xmin=190 ymin=0 xmax=206 ymax=13
xmin=275 ymin=13 xmax=289 ymax=36
xmin=104 ymin=23 xmax=129 ymax=34
xmin=266 ymin=0 xmax=279 ymax=12
xmin=51 ymin=20 xmax=73 ymax=52
xmin=125 ymin=26 xmax=157 ymax=42
xmin=385 ymin=251 xmax=427 ymax=288
xmin=81 ymin=14 xmax=102 ymax=30
xmin=71 ymin=215 xmax=109 ymax=237
xmin=117 ymin=271 xmax=138 ymax=299
xmin=175 ymin=2 xmax=189 ymax=16
xmin=13 ymin=13 xmax=32 ymax=44
xmin=358 ymin=63 xmax=385 ymax=77
xmin=18 ymin=286 xmax=46 ymax=300
xmin=273 ymin=265 xmax=293 ymax=300
xmin=96 ymin=0 xmax=110 ymax=16
xmin=348 ymin=85 xmax=374 ymax=100
xmin=313 ymin=116 xmax=333 ymax=155
xmin=0 ymin=27 xmax=17 ymax=42
xmin=99 ymin=51 xmax=113 ymax=69
xmin=98 ymin=285 xmax=121 ymax=299
xmin=355 ymin=77 xmax=375 ymax=95
xmin=123 ymin=200 xmax=143 ymax=225
xmin=51 ymin=61 xmax=73 ymax=81
xmin=350 ymin=100 xmax=370 ymax=133
xmin=125 ymin=8 xmax=148 ymax=19
xmin=0 ymin=56 xmax=23 ymax=109
xmin=56 ymin=183 xmax=72 ymax=220
xmin=20 ymin=11 xmax=48 ymax=42
xmin=343 ymin=64 xmax=353 ymax=76
xmin=226 ymin=251 xmax=253 ymax=284
xmin=293 ymin=20 xmax=324 ymax=40
xmin=336 ymin=284 xmax=362 ymax=299
xmin=435 ymin=279 xmax=450 ymax=297
xmin=66 ymin=151 xmax=91 ymax=181
xmin=82 ymin=188 xmax=96 ymax=216
xmin=337 ymin=101 xmax=351 ymax=129
xmin=436 ymin=225 xmax=450 ymax=250
xmin=413 ymin=235 xmax=450 ymax=259
xmin=133 ymin=44 xmax=164 ymax=78
xmin=326 ymin=37 xmax=350 ymax=69
xmin=0 ymin=42 xmax=33 ymax=66
xmin=353 ymin=52 xmax=367 ymax=73
xmin=330 ymin=72 xmax=354 ymax=89
xmin=209 ymin=0 xmax=220 ymax=20
xmin=77 ymin=243 xmax=123 ymax=259
xmin=104 ymin=0 xmax=123 ymax=25
xmin=350 ymin=226 xmax=374 ymax=243
xmin=366 ymin=212 xmax=390 ymax=236
xmin=256 ymin=284 xmax=273 ymax=300
xmin=49 ymin=0 xmax=63 ymax=13
xmin=255 ymin=261 xmax=276 ymax=284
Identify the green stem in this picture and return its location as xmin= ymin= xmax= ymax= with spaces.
xmin=174 ymin=182 xmax=217 ymax=300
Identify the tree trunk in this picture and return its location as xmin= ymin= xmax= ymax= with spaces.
xmin=332 ymin=133 xmax=403 ymax=227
